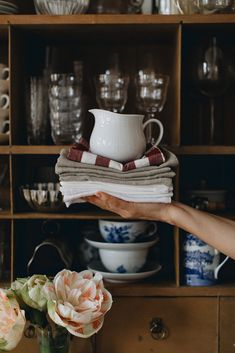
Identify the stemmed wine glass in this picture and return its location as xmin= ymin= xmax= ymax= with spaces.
xmin=135 ymin=67 xmax=169 ymax=144
xmin=193 ymin=37 xmax=229 ymax=145
xmin=94 ymin=73 xmax=129 ymax=113
xmin=94 ymin=53 xmax=130 ymax=113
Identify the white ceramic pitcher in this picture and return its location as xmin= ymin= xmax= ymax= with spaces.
xmin=89 ymin=109 xmax=164 ymax=163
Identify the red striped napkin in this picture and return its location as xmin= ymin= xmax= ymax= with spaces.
xmin=67 ymin=138 xmax=165 ymax=172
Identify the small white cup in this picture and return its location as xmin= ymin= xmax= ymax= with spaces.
xmin=0 ymin=94 xmax=9 ymax=109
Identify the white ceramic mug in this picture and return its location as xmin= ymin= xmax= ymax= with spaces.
xmin=0 ymin=94 xmax=9 ymax=109
xmin=89 ymin=109 xmax=164 ymax=163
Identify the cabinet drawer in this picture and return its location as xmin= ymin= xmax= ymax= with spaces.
xmin=97 ymin=297 xmax=217 ymax=353
xmin=220 ymin=297 xmax=235 ymax=353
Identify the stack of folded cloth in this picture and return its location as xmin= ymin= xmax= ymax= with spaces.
xmin=55 ymin=138 xmax=179 ymax=206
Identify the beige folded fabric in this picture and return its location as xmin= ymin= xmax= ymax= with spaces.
xmin=55 ymin=148 xmax=178 ymax=186
xmin=59 ymin=173 xmax=174 ymax=187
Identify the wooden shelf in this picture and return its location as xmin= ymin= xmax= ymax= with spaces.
xmin=0 ymin=146 xmax=9 ymax=154
xmin=9 ymin=145 xmax=235 ymax=155
xmin=0 ymin=14 xmax=234 ymax=26
xmin=169 ymin=146 xmax=235 ymax=155
xmin=11 ymin=145 xmax=64 ymax=155
xmin=11 ymin=210 xmax=122 ymax=220
xmin=107 ymin=281 xmax=235 ymax=297
xmin=0 ymin=210 xmax=11 ymax=219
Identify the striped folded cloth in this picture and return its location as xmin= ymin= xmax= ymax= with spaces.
xmin=67 ymin=138 xmax=165 ymax=172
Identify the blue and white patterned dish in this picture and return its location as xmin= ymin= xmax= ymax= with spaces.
xmin=85 ymin=233 xmax=159 ymax=250
xmin=88 ymin=260 xmax=162 ymax=283
xmin=98 ymin=220 xmax=157 ymax=243
xmin=85 ymin=234 xmax=159 ymax=273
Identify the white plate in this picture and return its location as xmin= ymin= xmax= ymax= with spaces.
xmin=85 ymin=234 xmax=159 ymax=250
xmin=88 ymin=260 xmax=162 ymax=283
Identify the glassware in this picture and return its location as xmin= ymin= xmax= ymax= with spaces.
xmin=176 ymin=0 xmax=232 ymax=13
xmin=37 ymin=326 xmax=70 ymax=353
xmin=34 ymin=0 xmax=90 ymax=14
xmin=26 ymin=75 xmax=50 ymax=145
xmin=49 ymin=72 xmax=84 ymax=144
xmin=94 ymin=54 xmax=129 ymax=113
xmin=158 ymin=0 xmax=180 ymax=14
xmin=89 ymin=0 xmax=143 ymax=13
xmin=95 ymin=74 xmax=129 ymax=113
xmin=193 ymin=37 xmax=229 ymax=144
xmin=175 ymin=0 xmax=201 ymax=13
xmin=200 ymin=0 xmax=232 ymax=13
xmin=135 ymin=56 xmax=169 ymax=144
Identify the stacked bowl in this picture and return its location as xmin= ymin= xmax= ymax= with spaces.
xmin=85 ymin=220 xmax=161 ymax=283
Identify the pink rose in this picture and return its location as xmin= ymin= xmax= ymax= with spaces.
xmin=47 ymin=269 xmax=112 ymax=338
xmin=0 ymin=289 xmax=26 ymax=351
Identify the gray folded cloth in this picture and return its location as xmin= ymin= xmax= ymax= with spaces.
xmin=59 ymin=174 xmax=174 ymax=187
xmin=55 ymin=148 xmax=178 ymax=186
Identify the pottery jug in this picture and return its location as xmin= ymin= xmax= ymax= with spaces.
xmin=183 ymin=233 xmax=229 ymax=286
xmin=89 ymin=109 xmax=164 ymax=163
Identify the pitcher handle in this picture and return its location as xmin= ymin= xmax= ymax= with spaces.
xmin=143 ymin=118 xmax=164 ymax=147
xmin=214 ymin=255 xmax=229 ymax=280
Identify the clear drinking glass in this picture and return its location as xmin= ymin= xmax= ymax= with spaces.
xmin=26 ymin=75 xmax=50 ymax=145
xmin=135 ymin=71 xmax=169 ymax=144
xmin=89 ymin=0 xmax=143 ymax=13
xmin=49 ymin=73 xmax=84 ymax=144
xmin=200 ymin=0 xmax=232 ymax=13
xmin=95 ymin=72 xmax=129 ymax=113
xmin=193 ymin=37 xmax=229 ymax=144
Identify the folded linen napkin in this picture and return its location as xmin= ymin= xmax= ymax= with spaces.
xmin=60 ymin=181 xmax=173 ymax=205
xmin=55 ymin=148 xmax=178 ymax=186
xmin=67 ymin=138 xmax=165 ymax=172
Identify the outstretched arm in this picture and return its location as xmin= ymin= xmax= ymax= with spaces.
xmin=84 ymin=192 xmax=235 ymax=260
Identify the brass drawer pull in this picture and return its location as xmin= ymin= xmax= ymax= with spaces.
xmin=150 ymin=317 xmax=169 ymax=340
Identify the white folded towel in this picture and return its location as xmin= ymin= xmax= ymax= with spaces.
xmin=60 ymin=181 xmax=173 ymax=206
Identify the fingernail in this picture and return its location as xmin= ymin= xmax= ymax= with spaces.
xmin=96 ymin=192 xmax=103 ymax=199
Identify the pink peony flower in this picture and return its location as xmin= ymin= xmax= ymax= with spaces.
xmin=0 ymin=289 xmax=26 ymax=351
xmin=46 ymin=269 xmax=112 ymax=338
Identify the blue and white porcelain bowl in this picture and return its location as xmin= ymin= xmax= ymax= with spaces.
xmin=85 ymin=234 xmax=159 ymax=273
xmin=98 ymin=219 xmax=157 ymax=243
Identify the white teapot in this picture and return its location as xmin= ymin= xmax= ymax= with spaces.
xmin=89 ymin=109 xmax=164 ymax=163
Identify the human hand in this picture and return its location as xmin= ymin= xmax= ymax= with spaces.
xmin=83 ymin=192 xmax=172 ymax=222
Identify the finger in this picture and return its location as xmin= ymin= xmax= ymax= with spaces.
xmin=83 ymin=195 xmax=111 ymax=211
xmin=95 ymin=192 xmax=133 ymax=218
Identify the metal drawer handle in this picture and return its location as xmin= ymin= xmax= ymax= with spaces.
xmin=150 ymin=317 xmax=169 ymax=340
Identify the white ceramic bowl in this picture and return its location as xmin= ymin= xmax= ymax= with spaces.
xmin=85 ymin=235 xmax=159 ymax=273
xmin=34 ymin=0 xmax=90 ymax=14
xmin=98 ymin=219 xmax=157 ymax=243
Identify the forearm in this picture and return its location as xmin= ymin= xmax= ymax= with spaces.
xmin=167 ymin=202 xmax=235 ymax=259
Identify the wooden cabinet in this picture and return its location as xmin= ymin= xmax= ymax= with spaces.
xmin=0 ymin=9 xmax=235 ymax=353
xmin=220 ymin=297 xmax=235 ymax=353
xmin=97 ymin=297 xmax=218 ymax=353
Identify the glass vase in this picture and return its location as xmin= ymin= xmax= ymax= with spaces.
xmin=37 ymin=326 xmax=70 ymax=353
